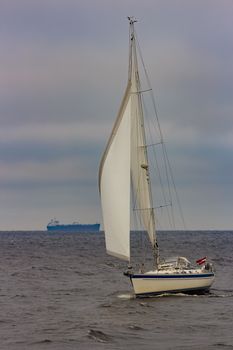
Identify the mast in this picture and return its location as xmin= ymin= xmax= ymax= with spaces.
xmin=128 ymin=17 xmax=159 ymax=269
xmin=99 ymin=17 xmax=159 ymax=267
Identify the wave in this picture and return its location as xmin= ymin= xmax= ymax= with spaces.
xmin=208 ymin=288 xmax=233 ymax=297
xmin=30 ymin=339 xmax=53 ymax=345
xmin=88 ymin=329 xmax=113 ymax=343
xmin=128 ymin=325 xmax=144 ymax=330
xmin=117 ymin=293 xmax=135 ymax=300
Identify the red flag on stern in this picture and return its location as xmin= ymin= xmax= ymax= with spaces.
xmin=196 ymin=257 xmax=207 ymax=265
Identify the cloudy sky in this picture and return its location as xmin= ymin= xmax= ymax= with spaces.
xmin=1 ymin=0 xmax=233 ymax=230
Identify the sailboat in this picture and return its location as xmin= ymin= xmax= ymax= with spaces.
xmin=99 ymin=17 xmax=215 ymax=297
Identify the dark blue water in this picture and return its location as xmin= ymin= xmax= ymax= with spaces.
xmin=0 ymin=231 xmax=232 ymax=349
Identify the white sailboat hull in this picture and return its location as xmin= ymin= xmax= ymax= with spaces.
xmin=130 ymin=272 xmax=215 ymax=297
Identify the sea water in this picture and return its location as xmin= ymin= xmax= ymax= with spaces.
xmin=0 ymin=231 xmax=232 ymax=350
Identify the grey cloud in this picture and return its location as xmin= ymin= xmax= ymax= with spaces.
xmin=0 ymin=0 xmax=233 ymax=229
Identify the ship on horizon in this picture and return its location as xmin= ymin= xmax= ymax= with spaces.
xmin=47 ymin=219 xmax=100 ymax=232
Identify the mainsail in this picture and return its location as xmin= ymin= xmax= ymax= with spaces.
xmin=129 ymin=21 xmax=156 ymax=248
xmin=99 ymin=18 xmax=157 ymax=262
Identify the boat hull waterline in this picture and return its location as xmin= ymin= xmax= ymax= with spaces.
xmin=129 ymin=272 xmax=215 ymax=297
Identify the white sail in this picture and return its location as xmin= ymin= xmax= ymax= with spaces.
xmin=99 ymin=84 xmax=132 ymax=261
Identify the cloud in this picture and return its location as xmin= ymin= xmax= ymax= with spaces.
xmin=0 ymin=120 xmax=108 ymax=145
xmin=0 ymin=0 xmax=233 ymax=229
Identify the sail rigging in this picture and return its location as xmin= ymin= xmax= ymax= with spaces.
xmin=129 ymin=19 xmax=157 ymax=257
xmin=99 ymin=17 xmax=158 ymax=263
xmin=99 ymin=17 xmax=215 ymax=297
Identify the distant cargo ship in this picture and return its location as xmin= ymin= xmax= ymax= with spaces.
xmin=47 ymin=219 xmax=100 ymax=232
